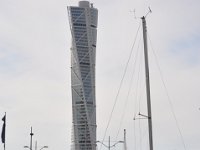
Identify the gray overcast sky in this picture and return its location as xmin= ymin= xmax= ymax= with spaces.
xmin=0 ymin=0 xmax=200 ymax=150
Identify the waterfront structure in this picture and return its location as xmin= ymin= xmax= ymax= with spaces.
xmin=68 ymin=1 xmax=98 ymax=150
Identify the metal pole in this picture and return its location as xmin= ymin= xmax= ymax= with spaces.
xmin=108 ymin=136 xmax=110 ymax=150
xmin=141 ymin=16 xmax=154 ymax=150
xmin=123 ymin=129 xmax=127 ymax=150
xmin=30 ymin=127 xmax=34 ymax=150
xmin=3 ymin=112 xmax=6 ymax=150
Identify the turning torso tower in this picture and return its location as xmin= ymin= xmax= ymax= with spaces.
xmin=68 ymin=1 xmax=98 ymax=150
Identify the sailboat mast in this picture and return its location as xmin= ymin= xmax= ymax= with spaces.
xmin=141 ymin=16 xmax=154 ymax=150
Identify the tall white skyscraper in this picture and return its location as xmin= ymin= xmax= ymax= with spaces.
xmin=68 ymin=1 xmax=98 ymax=150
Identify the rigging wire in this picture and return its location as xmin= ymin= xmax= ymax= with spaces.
xmin=136 ymin=57 xmax=148 ymax=150
xmin=133 ymin=43 xmax=147 ymax=150
xmin=114 ymin=35 xmax=142 ymax=141
xmin=139 ymin=116 xmax=142 ymax=150
xmin=133 ymin=119 xmax=137 ymax=150
xmin=99 ymin=22 xmax=141 ymax=150
xmin=140 ymin=125 xmax=149 ymax=150
xmin=133 ymin=40 xmax=143 ymax=150
xmin=133 ymin=36 xmax=143 ymax=120
xmin=138 ymin=48 xmax=143 ymax=150
xmin=138 ymin=52 xmax=145 ymax=115
xmin=147 ymin=33 xmax=187 ymax=150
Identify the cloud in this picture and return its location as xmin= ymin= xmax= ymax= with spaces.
xmin=0 ymin=0 xmax=200 ymax=150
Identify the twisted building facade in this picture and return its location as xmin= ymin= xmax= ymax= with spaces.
xmin=68 ymin=1 xmax=98 ymax=150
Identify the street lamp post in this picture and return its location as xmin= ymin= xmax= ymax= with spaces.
xmin=24 ymin=145 xmax=48 ymax=150
xmin=24 ymin=128 xmax=48 ymax=150
xmin=30 ymin=127 xmax=34 ymax=150
xmin=24 ymin=143 xmax=48 ymax=150
xmin=97 ymin=136 xmax=124 ymax=150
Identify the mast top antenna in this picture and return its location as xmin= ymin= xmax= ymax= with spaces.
xmin=132 ymin=7 xmax=152 ymax=19
xmin=144 ymin=7 xmax=152 ymax=18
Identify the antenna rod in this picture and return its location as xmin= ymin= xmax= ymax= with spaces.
xmin=30 ymin=127 xmax=34 ymax=150
xmin=141 ymin=16 xmax=154 ymax=150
